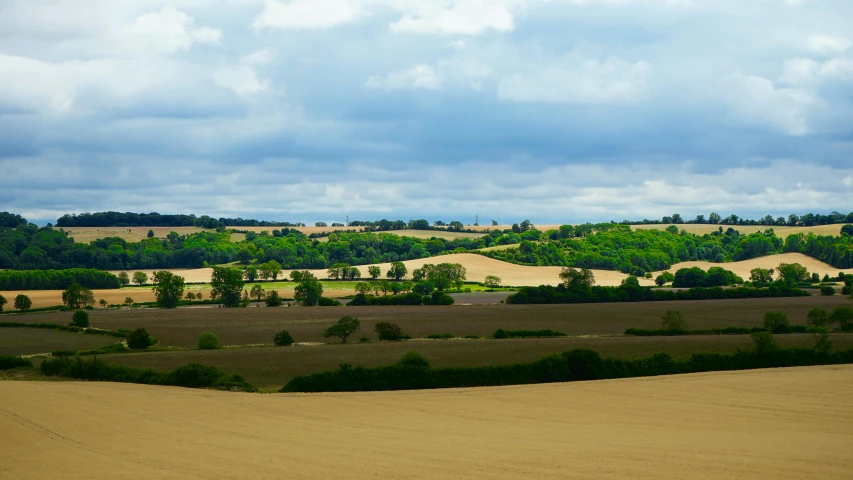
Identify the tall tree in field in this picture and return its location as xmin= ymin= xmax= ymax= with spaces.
xmin=386 ymin=262 xmax=408 ymax=281
xmin=152 ymin=271 xmax=185 ymax=309
xmin=14 ymin=294 xmax=32 ymax=311
xmin=367 ymin=265 xmax=381 ymax=280
xmin=244 ymin=266 xmax=258 ymax=282
xmin=559 ymin=267 xmax=595 ymax=290
xmin=118 ymin=271 xmax=130 ymax=287
xmin=210 ymin=266 xmax=245 ymax=307
xmin=294 ymin=271 xmax=323 ymax=306
xmin=266 ymin=260 xmax=282 ymax=281
xmin=776 ymin=263 xmax=808 ymax=285
xmin=62 ymin=282 xmax=95 ymax=309
xmin=0 ymin=294 xmax=6 ymax=313
xmin=132 ymin=271 xmax=148 ymax=286
xmin=250 ymin=284 xmax=265 ymax=302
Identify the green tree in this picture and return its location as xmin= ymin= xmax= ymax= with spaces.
xmin=274 ymin=330 xmax=295 ymax=346
xmin=99 ymin=299 xmax=107 ymax=308
xmin=660 ymin=310 xmax=687 ymax=332
xmin=71 ymin=310 xmax=89 ymax=327
xmin=830 ymin=307 xmax=853 ymax=330
xmin=118 ymin=271 xmax=130 ymax=287
xmin=198 ymin=332 xmax=221 ymax=350
xmin=152 ymin=271 xmax=185 ymax=309
xmin=124 ymin=297 xmax=134 ymax=306
xmin=0 ymin=294 xmax=6 ymax=313
xmin=559 ymin=267 xmax=595 ymax=290
xmin=763 ymin=311 xmax=790 ymax=333
xmin=265 ymin=290 xmax=283 ymax=307
xmin=244 ymin=266 xmax=258 ymax=282
xmin=323 ymin=316 xmax=361 ymax=343
xmin=776 ymin=263 xmax=808 ymax=285
xmin=387 ymin=262 xmax=408 ymax=281
xmin=147 ymin=229 xmax=155 ymax=238
xmin=368 ymin=265 xmax=381 ymax=280
xmin=811 ymin=327 xmax=832 ymax=354
xmin=355 ymin=282 xmax=372 ymax=295
xmin=267 ymin=260 xmax=283 ymax=281
xmin=751 ymin=331 xmax=779 ymax=354
xmin=294 ymin=272 xmax=323 ymax=306
xmin=807 ymin=308 xmax=830 ymax=327
xmin=347 ymin=267 xmax=361 ymax=280
xmin=132 ymin=271 xmax=148 ymax=286
xmin=250 ymin=284 xmax=265 ymax=302
xmin=127 ymin=328 xmax=152 ymax=350
xmin=210 ymin=266 xmax=245 ymax=308
xmin=484 ymin=275 xmax=502 ymax=288
xmin=62 ymin=282 xmax=95 ymax=309
xmin=328 ymin=263 xmax=351 ymax=280
xmin=14 ymin=294 xmax=32 ymax=311
xmin=749 ymin=268 xmax=774 ymax=285
xmin=375 ymin=322 xmax=406 ymax=341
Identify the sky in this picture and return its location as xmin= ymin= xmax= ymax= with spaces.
xmin=1 ymin=0 xmax=852 ymax=226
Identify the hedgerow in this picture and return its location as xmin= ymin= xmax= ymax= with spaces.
xmin=506 ymin=284 xmax=809 ymax=305
xmin=0 ymin=355 xmax=33 ymax=370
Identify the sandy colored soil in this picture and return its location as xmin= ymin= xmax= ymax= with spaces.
xmin=657 ymin=252 xmax=853 ymax=279
xmin=2 ymin=365 xmax=851 ymax=479
xmin=62 ymin=226 xmax=207 ymax=243
xmin=633 ymin=223 xmax=845 ymax=238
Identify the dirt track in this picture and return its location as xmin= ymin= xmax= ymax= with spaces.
xmin=1 ymin=365 xmax=851 ymax=479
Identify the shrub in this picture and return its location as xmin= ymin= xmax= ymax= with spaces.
xmin=375 ymin=322 xmax=406 ymax=341
xmin=423 ymin=291 xmax=454 ymax=305
xmin=265 ymin=290 xmax=283 ymax=307
xmin=831 ymin=307 xmax=853 ymax=331
xmin=463 ymin=335 xmax=481 ymax=339
xmin=493 ymin=328 xmax=567 ymax=339
xmin=763 ymin=311 xmax=789 ymax=333
xmin=0 ymin=355 xmax=32 ymax=370
xmin=274 ymin=330 xmax=295 ymax=346
xmin=198 ymin=332 xmax=222 ymax=350
xmin=323 ymin=316 xmax=361 ymax=343
xmin=14 ymin=294 xmax=32 ymax=311
xmin=426 ymin=333 xmax=455 ymax=339
xmin=820 ymin=286 xmax=836 ymax=296
xmin=71 ymin=310 xmax=90 ymax=328
xmin=318 ymin=297 xmax=342 ymax=306
xmin=413 ymin=281 xmax=434 ymax=295
xmin=398 ymin=351 xmax=431 ymax=368
xmin=126 ymin=328 xmax=152 ymax=350
xmin=660 ymin=310 xmax=687 ymax=332
xmin=358 ymin=337 xmax=371 ymax=343
xmin=807 ymin=308 xmax=830 ymax=328
xmin=811 ymin=327 xmax=832 ymax=354
xmin=751 ymin=331 xmax=780 ymax=355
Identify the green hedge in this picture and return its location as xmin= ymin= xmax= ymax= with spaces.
xmin=39 ymin=356 xmax=256 ymax=392
xmin=0 ymin=269 xmax=121 ymax=290
xmin=0 ymin=355 xmax=33 ymax=370
xmin=625 ymin=325 xmax=809 ymax=336
xmin=493 ymin=328 xmax=567 ymax=339
xmin=0 ymin=305 xmax=72 ymax=315
xmin=506 ymin=284 xmax=810 ymax=304
xmin=281 ymin=347 xmax=853 ymax=393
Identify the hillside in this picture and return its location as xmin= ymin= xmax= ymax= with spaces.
xmin=657 ymin=252 xmax=853 ymax=279
xmin=2 ymin=365 xmax=851 ymax=479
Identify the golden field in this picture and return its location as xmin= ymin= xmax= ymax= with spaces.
xmin=1 ymin=365 xmax=851 ymax=479
xmin=657 ymin=252 xmax=853 ymax=279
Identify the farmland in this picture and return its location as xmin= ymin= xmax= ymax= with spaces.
xmin=2 ymin=365 xmax=852 ymax=479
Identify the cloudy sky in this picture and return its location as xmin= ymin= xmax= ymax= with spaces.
xmin=1 ymin=0 xmax=852 ymax=225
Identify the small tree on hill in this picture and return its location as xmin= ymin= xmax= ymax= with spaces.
xmin=118 ymin=271 xmax=130 ymax=287
xmin=14 ymin=294 xmax=32 ymax=311
xmin=294 ymin=272 xmax=323 ymax=306
xmin=99 ymin=299 xmax=107 ymax=308
xmin=274 ymin=330 xmax=294 ymax=346
xmin=323 ymin=316 xmax=361 ymax=343
xmin=751 ymin=331 xmax=780 ymax=355
xmin=124 ymin=297 xmax=134 ymax=307
xmin=152 ymin=271 xmax=185 ymax=309
xmin=62 ymin=283 xmax=95 ymax=309
xmin=763 ymin=311 xmax=790 ymax=333
xmin=147 ymin=230 xmax=155 ymax=238
xmin=198 ymin=332 xmax=221 ymax=350
xmin=0 ymin=294 xmax=6 ymax=313
xmin=368 ymin=266 xmax=381 ymax=280
xmin=387 ymin=262 xmax=408 ymax=281
xmin=71 ymin=310 xmax=89 ymax=328
xmin=210 ymin=266 xmax=245 ymax=308
xmin=127 ymin=328 xmax=152 ymax=350
xmin=250 ymin=284 xmax=265 ymax=302
xmin=660 ymin=310 xmax=687 ymax=332
xmin=132 ymin=271 xmax=148 ymax=286
xmin=811 ymin=327 xmax=832 ymax=354
xmin=375 ymin=322 xmax=406 ymax=341
xmin=559 ymin=267 xmax=595 ymax=290
xmin=484 ymin=275 xmax=502 ymax=288
xmin=806 ymin=308 xmax=830 ymax=328
xmin=265 ymin=290 xmax=283 ymax=307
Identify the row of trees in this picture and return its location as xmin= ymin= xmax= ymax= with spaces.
xmin=626 ymin=211 xmax=853 ymax=227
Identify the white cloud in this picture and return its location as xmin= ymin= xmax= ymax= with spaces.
xmin=807 ymin=35 xmax=851 ymax=55
xmin=497 ymin=57 xmax=651 ymax=104
xmin=388 ymin=1 xmax=515 ymax=35
xmin=213 ymin=67 xmax=270 ymax=94
xmin=366 ymin=65 xmax=444 ymax=90
xmin=241 ymin=49 xmax=274 ymax=65
xmin=253 ymin=0 xmax=362 ymax=30
xmin=780 ymin=56 xmax=853 ymax=86
xmin=724 ymin=73 xmax=819 ymax=136
xmin=121 ymin=6 xmax=222 ymax=54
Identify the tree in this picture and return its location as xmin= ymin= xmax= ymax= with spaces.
xmin=99 ymin=299 xmax=107 ymax=308
xmin=749 ymin=268 xmax=774 ymax=285
xmin=776 ymin=263 xmax=808 ymax=285
xmin=198 ymin=332 xmax=221 ymax=350
xmin=274 ymin=330 xmax=295 ymax=346
xmin=0 ymin=294 xmax=6 ymax=313
xmin=265 ymin=290 xmax=283 ymax=307
xmin=655 ymin=275 xmax=666 ymax=287
xmin=266 ymin=260 xmax=282 ymax=281
xmin=368 ymin=265 xmax=381 ymax=280
xmin=185 ymin=292 xmax=196 ymax=301
xmin=807 ymin=308 xmax=830 ymax=327
xmin=124 ymin=297 xmax=134 ymax=306
xmin=355 ymin=282 xmax=372 ymax=295
xmin=14 ymin=294 xmax=32 ymax=311
xmin=709 ymin=212 xmax=721 ymax=224
xmin=210 ymin=266 xmax=245 ymax=307
xmin=327 ymin=263 xmax=350 ymax=280
xmin=71 ymin=309 xmax=89 ymax=327
xmin=132 ymin=271 xmax=148 ymax=286
xmin=763 ymin=311 xmax=789 ymax=333
xmin=347 ymin=267 xmax=361 ymax=280
xmin=418 ymin=263 xmax=466 ymax=291
xmin=830 ymin=306 xmax=853 ymax=330
xmin=811 ymin=327 xmax=832 ymax=354
xmin=244 ymin=266 xmax=258 ymax=282
xmin=375 ymin=322 xmax=406 ymax=341
xmin=250 ymin=284 xmax=265 ymax=302
xmin=152 ymin=271 xmax=185 ymax=309
xmin=660 ymin=310 xmax=687 ymax=332
xmin=413 ymin=281 xmax=434 ymax=295
xmin=127 ymin=328 xmax=152 ymax=350
xmin=491 ymin=219 xmax=498 ymax=226
xmin=147 ymin=229 xmax=155 ymax=238
xmin=62 ymin=283 xmax=95 ymax=309
xmin=559 ymin=267 xmax=595 ymax=290
xmin=294 ymin=271 xmax=323 ymax=306
xmin=118 ymin=271 xmax=130 ymax=287
xmin=751 ymin=331 xmax=779 ymax=355
xmin=484 ymin=275 xmax=502 ymax=288
xmin=387 ymin=262 xmax=408 ymax=281
xmin=842 ymin=224 xmax=853 ymax=236
xmin=323 ymin=316 xmax=361 ymax=343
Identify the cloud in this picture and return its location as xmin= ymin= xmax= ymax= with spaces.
xmin=253 ymin=0 xmax=362 ymax=30
xmin=366 ymin=65 xmax=444 ymax=90
xmin=213 ymin=67 xmax=270 ymax=94
xmin=498 ymin=57 xmax=652 ymax=104
xmin=807 ymin=35 xmax=851 ymax=55
xmin=723 ymin=73 xmax=819 ymax=136
xmin=388 ymin=1 xmax=516 ymax=35
xmin=241 ymin=49 xmax=275 ymax=65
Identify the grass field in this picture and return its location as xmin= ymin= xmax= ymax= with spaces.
xmin=0 ymin=329 xmax=119 ymax=356
xmin=2 ymin=365 xmax=851 ymax=479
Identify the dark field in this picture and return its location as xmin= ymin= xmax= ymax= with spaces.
xmin=0 ymin=329 xmax=120 ymax=356
xmin=16 ymin=294 xmax=850 ymax=348
xmin=102 ymin=334 xmax=853 ymax=388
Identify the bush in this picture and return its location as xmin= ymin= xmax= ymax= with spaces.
xmin=265 ymin=291 xmax=283 ymax=307
xmin=422 ymin=291 xmax=454 ymax=305
xmin=820 ymin=286 xmax=836 ymax=296
xmin=126 ymin=328 xmax=153 ymax=350
xmin=751 ymin=331 xmax=780 ymax=354
xmin=660 ymin=310 xmax=687 ymax=332
xmin=14 ymin=294 xmax=32 ymax=311
xmin=274 ymin=330 xmax=295 ymax=346
xmin=323 ymin=316 xmax=361 ymax=343
xmin=413 ymin=281 xmax=435 ymax=295
xmin=71 ymin=310 xmax=90 ymax=328
xmin=398 ymin=351 xmax=431 ymax=368
xmin=0 ymin=355 xmax=32 ymax=370
xmin=348 ymin=292 xmax=423 ymax=306
xmin=197 ymin=332 xmax=222 ymax=350
xmin=831 ymin=307 xmax=853 ymax=331
xmin=506 ymin=284 xmax=808 ymax=305
xmin=375 ymin=322 xmax=407 ymax=341
xmin=426 ymin=333 xmax=455 ymax=339
xmin=807 ymin=308 xmax=830 ymax=328
xmin=763 ymin=311 xmax=789 ymax=333
xmin=318 ymin=297 xmax=342 ymax=306
xmin=493 ymin=328 xmax=567 ymax=339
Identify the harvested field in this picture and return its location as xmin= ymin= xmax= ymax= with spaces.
xmin=656 ymin=252 xmax=853 ymax=280
xmin=63 ymin=226 xmax=206 ymax=243
xmin=2 ymin=365 xmax=852 ymax=479
xmin=0 ymin=329 xmax=119 ymax=356
xmin=633 ymin=223 xmax=845 ymax=238
xmin=101 ymin=333 xmax=853 ymax=388
xmin=17 ymin=295 xmax=849 ymax=348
